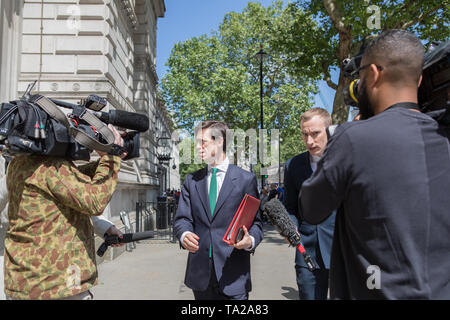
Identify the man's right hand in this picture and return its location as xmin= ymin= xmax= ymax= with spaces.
xmin=97 ymin=124 xmax=128 ymax=159
xmin=284 ymin=229 xmax=300 ymax=245
xmin=182 ymin=232 xmax=200 ymax=253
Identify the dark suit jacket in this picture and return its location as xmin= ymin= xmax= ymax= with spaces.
xmin=284 ymin=151 xmax=335 ymax=269
xmin=173 ymin=164 xmax=264 ymax=296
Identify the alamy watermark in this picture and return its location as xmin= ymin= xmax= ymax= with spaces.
xmin=66 ymin=5 xmax=81 ymax=31
xmin=365 ymin=1 xmax=381 ymax=30
xmin=66 ymin=265 xmax=81 ymax=290
xmin=172 ymin=128 xmax=281 ymax=169
xmin=366 ymin=265 xmax=381 ymax=290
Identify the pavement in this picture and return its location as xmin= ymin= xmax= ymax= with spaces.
xmin=0 ymin=226 xmax=6 ymax=300
xmin=92 ymin=224 xmax=299 ymax=300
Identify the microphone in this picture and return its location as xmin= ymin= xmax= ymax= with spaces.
xmin=48 ymin=98 xmax=149 ymax=132
xmin=96 ymin=231 xmax=155 ymax=257
xmin=263 ymin=198 xmax=318 ymax=272
xmin=93 ymin=110 xmax=149 ymax=132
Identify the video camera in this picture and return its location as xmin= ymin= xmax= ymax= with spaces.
xmin=0 ymin=81 xmax=149 ymax=161
xmin=342 ymin=39 xmax=450 ymax=126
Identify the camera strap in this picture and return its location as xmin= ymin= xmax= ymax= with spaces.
xmin=33 ymin=96 xmax=114 ymax=152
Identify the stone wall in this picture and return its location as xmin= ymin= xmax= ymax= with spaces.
xmin=14 ymin=0 xmax=176 ymax=220
xmin=0 ymin=0 xmax=180 ymax=262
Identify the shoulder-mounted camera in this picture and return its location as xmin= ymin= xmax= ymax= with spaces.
xmin=0 ymin=81 xmax=149 ymax=160
xmin=341 ymin=39 xmax=450 ymax=126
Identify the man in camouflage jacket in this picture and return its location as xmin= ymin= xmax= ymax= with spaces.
xmin=3 ymin=125 xmax=126 ymax=299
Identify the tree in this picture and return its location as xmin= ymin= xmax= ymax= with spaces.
xmin=283 ymin=0 xmax=449 ymax=124
xmin=162 ymin=1 xmax=316 ymax=176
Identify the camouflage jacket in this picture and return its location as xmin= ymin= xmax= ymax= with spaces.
xmin=4 ymin=154 xmax=121 ymax=299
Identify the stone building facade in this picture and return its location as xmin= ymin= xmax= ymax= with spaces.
xmin=0 ymin=0 xmax=179 ymax=238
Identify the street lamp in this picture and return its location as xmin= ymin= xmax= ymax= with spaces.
xmin=275 ymin=96 xmax=281 ymax=186
xmin=255 ymin=44 xmax=268 ymax=189
xmin=156 ymin=137 xmax=172 ymax=192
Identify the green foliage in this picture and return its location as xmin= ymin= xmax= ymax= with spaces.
xmin=282 ymin=0 xmax=449 ymax=123
xmin=163 ymin=1 xmax=449 ymax=181
xmin=293 ymin=0 xmax=449 ymax=56
xmin=179 ymin=162 xmax=204 ymax=187
xmin=162 ymin=1 xmax=316 ymax=177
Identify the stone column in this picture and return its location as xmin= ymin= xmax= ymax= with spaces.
xmin=0 ymin=0 xmax=24 ymax=103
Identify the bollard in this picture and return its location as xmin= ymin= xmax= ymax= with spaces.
xmin=156 ymin=196 xmax=168 ymax=230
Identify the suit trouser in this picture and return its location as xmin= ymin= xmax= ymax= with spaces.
xmin=193 ymin=259 xmax=248 ymax=300
xmin=296 ymin=266 xmax=329 ymax=300
xmin=295 ymin=245 xmax=329 ymax=300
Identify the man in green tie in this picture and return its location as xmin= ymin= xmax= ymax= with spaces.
xmin=174 ymin=120 xmax=264 ymax=300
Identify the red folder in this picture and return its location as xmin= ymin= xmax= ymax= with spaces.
xmin=223 ymin=194 xmax=260 ymax=245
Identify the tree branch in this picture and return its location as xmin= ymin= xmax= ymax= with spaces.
xmin=393 ymin=3 xmax=445 ymax=29
xmin=322 ymin=61 xmax=338 ymax=90
xmin=386 ymin=0 xmax=415 ymax=21
xmin=322 ymin=0 xmax=349 ymax=35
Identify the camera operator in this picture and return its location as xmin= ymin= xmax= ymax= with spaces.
xmin=298 ymin=29 xmax=450 ymax=299
xmin=3 ymin=124 xmax=127 ymax=300
xmin=0 ymin=159 xmax=9 ymax=300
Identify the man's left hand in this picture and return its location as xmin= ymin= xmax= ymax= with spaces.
xmin=233 ymin=226 xmax=253 ymax=250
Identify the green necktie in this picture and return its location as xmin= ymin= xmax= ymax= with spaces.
xmin=209 ymin=168 xmax=218 ymax=258
xmin=209 ymin=168 xmax=218 ymax=216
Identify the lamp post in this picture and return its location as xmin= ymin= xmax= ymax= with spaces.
xmin=276 ymin=96 xmax=281 ymax=186
xmin=255 ymin=45 xmax=268 ymax=189
xmin=156 ymin=137 xmax=172 ymax=193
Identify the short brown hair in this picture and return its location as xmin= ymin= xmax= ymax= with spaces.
xmin=300 ymin=108 xmax=332 ymax=127
xmin=195 ymin=120 xmax=229 ymax=152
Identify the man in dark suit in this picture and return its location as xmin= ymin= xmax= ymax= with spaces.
xmin=173 ymin=120 xmax=264 ymax=300
xmin=284 ymin=107 xmax=336 ymax=300
xmin=299 ymin=30 xmax=450 ymax=299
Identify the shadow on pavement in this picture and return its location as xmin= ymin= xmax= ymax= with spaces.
xmin=281 ymin=286 xmax=299 ymax=300
xmin=262 ymin=223 xmax=287 ymax=245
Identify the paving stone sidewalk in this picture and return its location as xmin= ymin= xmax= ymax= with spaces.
xmin=92 ymin=224 xmax=299 ymax=300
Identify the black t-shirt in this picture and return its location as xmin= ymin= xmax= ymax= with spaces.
xmin=299 ymin=107 xmax=450 ymax=299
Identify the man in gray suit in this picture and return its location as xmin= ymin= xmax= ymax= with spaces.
xmin=174 ymin=120 xmax=264 ymax=300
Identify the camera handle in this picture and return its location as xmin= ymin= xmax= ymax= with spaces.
xmin=109 ymin=144 xmax=128 ymax=157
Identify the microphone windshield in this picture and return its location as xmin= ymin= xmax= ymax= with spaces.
xmin=118 ymin=231 xmax=155 ymax=243
xmin=110 ymin=110 xmax=149 ymax=132
xmin=263 ymin=198 xmax=318 ymax=272
xmin=263 ymin=198 xmax=300 ymax=247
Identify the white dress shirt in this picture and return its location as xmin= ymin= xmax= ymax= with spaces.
xmin=181 ymin=157 xmax=255 ymax=250
xmin=206 ymin=156 xmax=230 ymax=201
xmin=309 ymin=154 xmax=321 ymax=173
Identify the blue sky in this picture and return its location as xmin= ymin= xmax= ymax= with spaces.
xmin=156 ymin=0 xmax=338 ymax=114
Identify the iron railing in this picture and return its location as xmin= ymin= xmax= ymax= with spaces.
xmin=135 ymin=198 xmax=177 ymax=242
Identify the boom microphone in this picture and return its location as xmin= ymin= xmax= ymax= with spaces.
xmin=263 ymin=198 xmax=318 ymax=272
xmin=96 ymin=231 xmax=155 ymax=257
xmin=93 ymin=110 xmax=149 ymax=132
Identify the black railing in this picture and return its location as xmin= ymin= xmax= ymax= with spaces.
xmin=135 ymin=198 xmax=177 ymax=242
